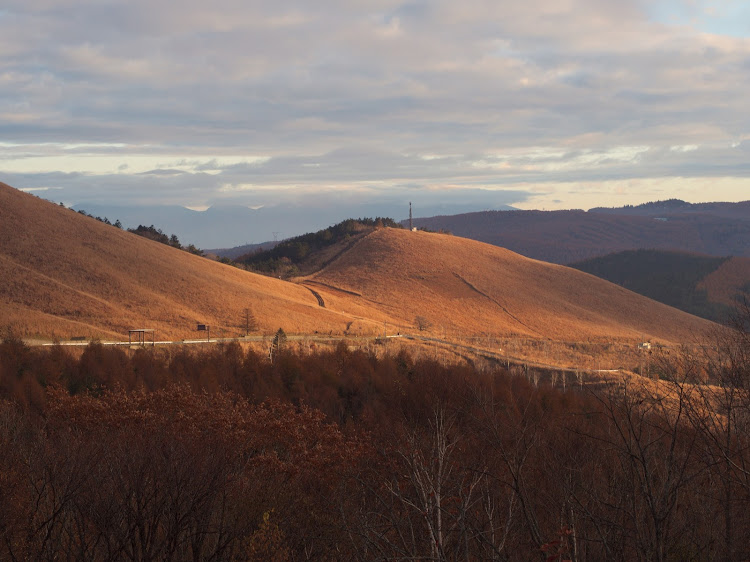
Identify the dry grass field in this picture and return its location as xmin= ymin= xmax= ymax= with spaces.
xmin=0 ymin=183 xmax=380 ymax=340
xmin=303 ymin=228 xmax=714 ymax=344
xmin=1 ymin=182 xmax=715 ymax=369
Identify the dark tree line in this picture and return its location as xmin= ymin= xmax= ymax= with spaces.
xmin=71 ymin=207 xmax=122 ymax=229
xmin=127 ymin=225 xmax=205 ymax=256
xmin=3 ymin=320 xmax=750 ymax=559
xmin=237 ymin=218 xmax=401 ymax=276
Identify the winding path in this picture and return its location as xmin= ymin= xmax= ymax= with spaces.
xmin=304 ymin=286 xmax=326 ymax=307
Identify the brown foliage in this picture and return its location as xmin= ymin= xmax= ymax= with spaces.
xmin=0 ymin=384 xmax=365 ymax=560
xmin=2 ymin=330 xmax=750 ymax=560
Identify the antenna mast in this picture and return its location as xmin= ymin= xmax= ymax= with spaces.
xmin=409 ymin=202 xmax=413 ymax=231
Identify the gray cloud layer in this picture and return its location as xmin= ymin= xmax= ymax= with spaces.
xmin=2 ymin=0 xmax=750 ymax=220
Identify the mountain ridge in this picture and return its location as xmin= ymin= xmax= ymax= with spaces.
xmin=410 ymin=205 xmax=750 ymax=264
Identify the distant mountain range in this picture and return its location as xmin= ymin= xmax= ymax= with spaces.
xmin=72 ymin=201 xmax=517 ymax=249
xmin=74 ymin=197 xmax=750 ymax=262
xmin=410 ymin=199 xmax=750 ymax=264
xmin=590 ymin=199 xmax=750 ymax=220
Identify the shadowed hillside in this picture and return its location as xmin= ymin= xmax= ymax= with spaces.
xmin=571 ymin=250 xmax=735 ymax=322
xmin=411 ymin=207 xmax=750 ymax=264
xmin=700 ymin=257 xmax=750 ymax=309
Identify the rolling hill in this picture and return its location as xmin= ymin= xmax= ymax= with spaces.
xmin=410 ymin=206 xmax=750 ymax=264
xmin=301 ymin=228 xmax=712 ymax=343
xmin=0 ymin=182 xmax=379 ymax=340
xmin=1 ymin=182 xmax=713 ymax=352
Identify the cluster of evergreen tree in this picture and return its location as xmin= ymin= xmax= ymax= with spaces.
xmin=71 ymin=206 xmax=122 ymax=229
xmin=237 ymin=217 xmax=401 ymax=275
xmin=127 ymin=225 xmax=204 ymax=256
xmin=68 ymin=206 xmax=205 ymax=256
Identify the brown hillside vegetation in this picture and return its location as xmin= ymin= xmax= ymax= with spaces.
xmin=0 ymin=183 xmax=379 ymax=340
xmin=305 ymin=228 xmax=713 ymax=342
xmin=1 ymin=182 xmax=713 ymax=352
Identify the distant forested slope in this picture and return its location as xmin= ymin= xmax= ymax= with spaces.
xmin=571 ymin=249 xmax=734 ymax=322
xmin=410 ymin=201 xmax=750 ymax=264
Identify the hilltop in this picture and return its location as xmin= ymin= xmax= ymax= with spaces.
xmin=302 ymin=228 xmax=712 ymax=343
xmin=0 ymin=183 xmax=715 ymax=360
xmin=0 ymin=183 xmax=375 ymax=340
xmin=590 ymin=198 xmax=750 ymax=220
xmin=236 ymin=217 xmax=401 ymax=278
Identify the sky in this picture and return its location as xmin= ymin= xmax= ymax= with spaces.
xmin=2 ymin=0 xmax=750 ymax=218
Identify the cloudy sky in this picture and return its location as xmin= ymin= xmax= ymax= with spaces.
xmin=2 ymin=0 xmax=750 ymax=216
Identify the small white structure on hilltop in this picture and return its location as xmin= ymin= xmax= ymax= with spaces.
xmin=638 ymin=342 xmax=651 ymax=351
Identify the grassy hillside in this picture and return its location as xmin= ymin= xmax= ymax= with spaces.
xmin=0 ymin=183 xmax=380 ymax=340
xmin=237 ymin=218 xmax=401 ymax=278
xmin=570 ymin=250 xmax=734 ymax=322
xmin=304 ymin=228 xmax=713 ymax=343
xmin=1 ymin=183 xmax=716 ymax=364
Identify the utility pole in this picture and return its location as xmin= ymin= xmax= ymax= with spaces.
xmin=409 ymin=202 xmax=413 ymax=231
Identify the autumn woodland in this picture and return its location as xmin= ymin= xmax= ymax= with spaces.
xmin=3 ymin=325 xmax=750 ymax=561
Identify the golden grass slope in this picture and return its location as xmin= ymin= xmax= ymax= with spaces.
xmin=305 ymin=228 xmax=714 ymax=343
xmin=1 ymin=182 xmax=714 ymax=347
xmin=0 ymin=183 xmax=379 ymax=340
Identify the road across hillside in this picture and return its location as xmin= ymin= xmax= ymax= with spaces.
xmin=26 ymin=333 xmax=633 ymax=378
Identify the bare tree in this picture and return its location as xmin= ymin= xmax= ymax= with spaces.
xmin=415 ymin=316 xmax=432 ymax=332
xmin=242 ymin=307 xmax=258 ymax=336
xmin=662 ymin=301 xmax=750 ymax=560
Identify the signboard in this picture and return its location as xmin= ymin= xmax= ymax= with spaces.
xmin=197 ymin=324 xmax=207 ymax=331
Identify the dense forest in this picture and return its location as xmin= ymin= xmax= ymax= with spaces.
xmin=2 ymin=324 xmax=750 ymax=560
